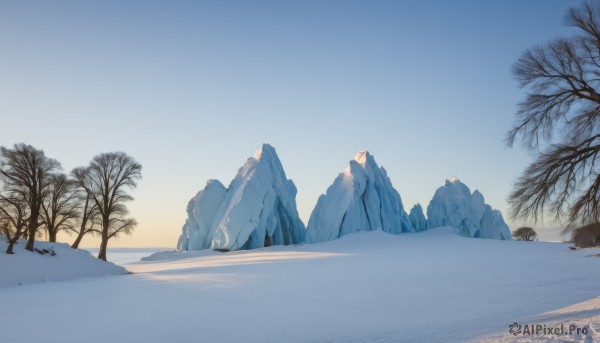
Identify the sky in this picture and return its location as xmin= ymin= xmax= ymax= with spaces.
xmin=0 ymin=0 xmax=577 ymax=247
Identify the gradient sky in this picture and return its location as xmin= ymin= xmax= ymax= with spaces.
xmin=0 ymin=1 xmax=576 ymax=247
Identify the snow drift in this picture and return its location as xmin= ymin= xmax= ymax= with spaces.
xmin=305 ymin=151 xmax=413 ymax=243
xmin=0 ymin=238 xmax=127 ymax=287
xmin=177 ymin=144 xmax=305 ymax=251
xmin=426 ymin=178 xmax=511 ymax=240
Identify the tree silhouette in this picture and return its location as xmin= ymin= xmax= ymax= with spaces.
xmin=571 ymin=222 xmax=600 ymax=247
xmin=0 ymin=144 xmax=61 ymax=251
xmin=512 ymin=227 xmax=537 ymax=241
xmin=41 ymin=174 xmax=79 ymax=242
xmin=70 ymin=192 xmax=100 ymax=249
xmin=0 ymin=194 xmax=28 ymax=254
xmin=72 ymin=152 xmax=141 ymax=261
xmin=508 ymin=2 xmax=600 ymax=229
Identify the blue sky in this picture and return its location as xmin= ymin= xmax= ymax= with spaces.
xmin=0 ymin=1 xmax=575 ymax=246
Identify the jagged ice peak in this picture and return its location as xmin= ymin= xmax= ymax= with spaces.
xmin=353 ymin=151 xmax=372 ymax=166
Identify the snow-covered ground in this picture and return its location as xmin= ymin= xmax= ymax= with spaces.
xmin=0 ymin=238 xmax=127 ymax=287
xmin=2 ymin=227 xmax=600 ymax=342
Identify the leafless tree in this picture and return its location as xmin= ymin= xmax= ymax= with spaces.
xmin=72 ymin=152 xmax=142 ymax=261
xmin=41 ymin=174 xmax=79 ymax=242
xmin=508 ymin=2 xmax=600 ymax=230
xmin=512 ymin=227 xmax=537 ymax=241
xmin=0 ymin=144 xmax=61 ymax=251
xmin=571 ymin=222 xmax=600 ymax=247
xmin=69 ymin=192 xmax=101 ymax=249
xmin=0 ymin=194 xmax=28 ymax=254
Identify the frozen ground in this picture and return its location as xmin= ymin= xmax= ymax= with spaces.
xmin=2 ymin=227 xmax=600 ymax=342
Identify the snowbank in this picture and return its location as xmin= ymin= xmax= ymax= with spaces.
xmin=0 ymin=238 xmax=128 ymax=287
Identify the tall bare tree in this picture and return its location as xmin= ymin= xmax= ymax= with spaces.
xmin=0 ymin=144 xmax=61 ymax=251
xmin=508 ymin=2 xmax=600 ymax=230
xmin=41 ymin=174 xmax=79 ymax=242
xmin=70 ymin=192 xmax=100 ymax=249
xmin=72 ymin=152 xmax=142 ymax=261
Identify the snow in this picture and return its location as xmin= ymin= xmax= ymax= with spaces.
xmin=427 ymin=178 xmax=512 ymax=240
xmin=305 ymin=151 xmax=413 ymax=243
xmin=473 ymin=296 xmax=600 ymax=342
xmin=2 ymin=227 xmax=600 ymax=342
xmin=177 ymin=144 xmax=305 ymax=251
xmin=0 ymin=238 xmax=127 ymax=287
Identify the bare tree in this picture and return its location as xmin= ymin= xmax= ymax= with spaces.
xmin=571 ymin=222 xmax=600 ymax=247
xmin=0 ymin=195 xmax=28 ymax=254
xmin=41 ymin=174 xmax=79 ymax=242
xmin=70 ymin=192 xmax=100 ymax=249
xmin=0 ymin=144 xmax=61 ymax=251
xmin=72 ymin=152 xmax=142 ymax=261
xmin=508 ymin=2 xmax=600 ymax=229
xmin=512 ymin=227 xmax=537 ymax=241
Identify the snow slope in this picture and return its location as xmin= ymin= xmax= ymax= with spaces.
xmin=2 ymin=228 xmax=599 ymax=342
xmin=0 ymin=238 xmax=127 ymax=287
xmin=177 ymin=144 xmax=305 ymax=251
xmin=305 ymin=151 xmax=413 ymax=243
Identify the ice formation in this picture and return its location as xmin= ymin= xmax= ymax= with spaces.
xmin=426 ymin=178 xmax=511 ymax=240
xmin=177 ymin=144 xmax=306 ymax=251
xmin=177 ymin=180 xmax=227 ymax=251
xmin=409 ymin=204 xmax=427 ymax=232
xmin=305 ymin=151 xmax=414 ymax=243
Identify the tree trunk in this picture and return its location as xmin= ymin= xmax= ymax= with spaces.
xmin=72 ymin=213 xmax=89 ymax=249
xmin=98 ymin=237 xmax=108 ymax=261
xmin=98 ymin=217 xmax=109 ymax=261
xmin=25 ymin=209 xmax=39 ymax=251
xmin=6 ymin=240 xmax=16 ymax=254
xmin=25 ymin=227 xmax=35 ymax=251
xmin=6 ymin=231 xmax=22 ymax=254
xmin=71 ymin=232 xmax=84 ymax=249
xmin=48 ymin=230 xmax=57 ymax=243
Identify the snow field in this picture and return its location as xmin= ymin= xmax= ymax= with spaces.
xmin=2 ymin=227 xmax=599 ymax=342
